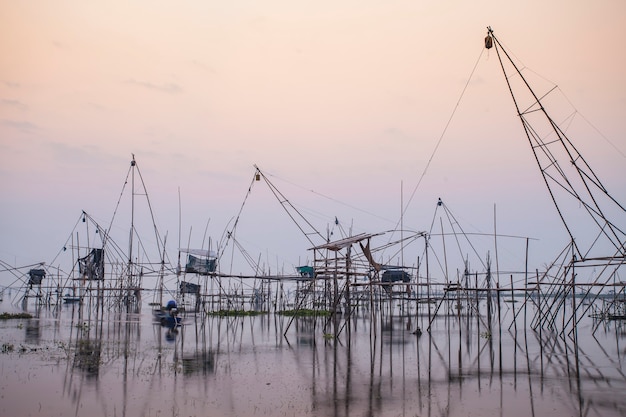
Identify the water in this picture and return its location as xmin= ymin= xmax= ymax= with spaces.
xmin=1 ymin=295 xmax=625 ymax=417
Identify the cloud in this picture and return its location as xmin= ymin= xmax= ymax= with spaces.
xmin=1 ymin=99 xmax=27 ymax=110
xmin=125 ymin=78 xmax=183 ymax=94
xmin=191 ymin=60 xmax=217 ymax=74
xmin=1 ymin=119 xmax=38 ymax=132
xmin=3 ymin=81 xmax=20 ymax=88
xmin=383 ymin=127 xmax=413 ymax=143
xmin=85 ymin=102 xmax=107 ymax=111
xmin=40 ymin=141 xmax=123 ymax=175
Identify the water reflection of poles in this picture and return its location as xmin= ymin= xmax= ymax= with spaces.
xmin=452 ymin=295 xmax=466 ymax=406
xmin=367 ymin=307 xmax=383 ymax=417
xmin=332 ymin=328 xmax=338 ymax=417
xmin=121 ymin=311 xmax=131 ymax=417
xmin=485 ymin=256 xmax=495 ymax=382
xmin=427 ymin=329 xmax=433 ymax=417
xmin=62 ymin=303 xmax=78 ymax=401
xmin=572 ymin=322 xmax=583 ymax=417
xmin=476 ymin=272 xmax=482 ymax=394
xmin=456 ymin=276 xmax=462 ymax=384
xmin=367 ymin=298 xmax=377 ymax=417
xmin=63 ymin=297 xmax=107 ymax=415
xmin=139 ymin=321 xmax=166 ymax=416
xmin=523 ymin=310 xmax=537 ymax=417
xmin=415 ymin=318 xmax=423 ymax=413
xmin=497 ymin=286 xmax=503 ymax=385
xmin=537 ymin=270 xmax=544 ymax=377
xmin=591 ymin=324 xmax=626 ymax=383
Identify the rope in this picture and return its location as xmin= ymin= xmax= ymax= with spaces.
xmin=263 ymin=170 xmax=396 ymax=225
xmin=557 ymin=88 xmax=626 ymax=159
xmin=402 ymin=46 xmax=486 ymax=217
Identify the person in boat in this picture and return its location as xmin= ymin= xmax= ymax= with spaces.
xmin=166 ymin=299 xmax=178 ymax=313
xmin=166 ymin=300 xmax=178 ymax=318
xmin=161 ymin=299 xmax=180 ymax=327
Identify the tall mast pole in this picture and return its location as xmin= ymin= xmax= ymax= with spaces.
xmin=129 ymin=155 xmax=136 ymax=293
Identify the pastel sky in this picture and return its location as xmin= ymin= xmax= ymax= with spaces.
xmin=1 ymin=1 xmax=625 ymax=281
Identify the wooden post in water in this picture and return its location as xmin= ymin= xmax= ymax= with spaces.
xmin=475 ymin=271 xmax=480 ymax=339
xmin=497 ymin=281 xmax=502 ymax=326
xmin=476 ymin=270 xmax=482 ymax=390
xmin=425 ymin=235 xmax=431 ymax=328
xmin=333 ymin=250 xmax=339 ymax=336
xmin=510 ymin=275 xmax=517 ymax=334
xmin=497 ymin=280 xmax=502 ymax=376
xmin=524 ymin=238 xmax=529 ymax=331
xmin=415 ymin=255 xmax=420 ymax=331
xmin=486 ymin=255 xmax=492 ymax=332
xmin=345 ymin=246 xmax=351 ymax=318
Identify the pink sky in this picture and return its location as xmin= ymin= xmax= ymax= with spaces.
xmin=1 ymin=1 xmax=625 ymax=279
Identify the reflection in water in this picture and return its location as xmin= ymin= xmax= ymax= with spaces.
xmin=165 ymin=326 xmax=178 ymax=343
xmin=74 ymin=337 xmax=101 ymax=377
xmin=25 ymin=318 xmax=40 ymax=344
xmin=182 ymin=350 xmax=214 ymax=375
xmin=1 ymin=296 xmax=625 ymax=416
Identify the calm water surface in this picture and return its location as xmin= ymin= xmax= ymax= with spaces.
xmin=1 ymin=295 xmax=625 ymax=417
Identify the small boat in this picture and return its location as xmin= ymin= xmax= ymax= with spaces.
xmin=63 ymin=287 xmax=81 ymax=304
xmin=63 ymin=294 xmax=81 ymax=304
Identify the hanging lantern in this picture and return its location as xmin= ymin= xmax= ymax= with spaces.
xmin=485 ymin=35 xmax=493 ymax=49
xmin=255 ymin=173 xmax=260 ymax=181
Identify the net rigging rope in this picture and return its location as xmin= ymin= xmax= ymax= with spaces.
xmin=401 ymin=46 xmax=486 ymax=218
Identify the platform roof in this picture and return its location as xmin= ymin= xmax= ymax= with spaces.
xmin=309 ymin=232 xmax=383 ymax=252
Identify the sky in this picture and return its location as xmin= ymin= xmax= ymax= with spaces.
xmin=1 ymin=1 xmax=625 ymax=285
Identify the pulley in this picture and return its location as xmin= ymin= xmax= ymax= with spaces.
xmin=485 ymin=34 xmax=493 ymax=49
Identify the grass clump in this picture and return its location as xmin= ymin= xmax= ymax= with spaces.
xmin=278 ymin=309 xmax=332 ymax=317
xmin=0 ymin=312 xmax=33 ymax=320
xmin=208 ymin=310 xmax=266 ymax=317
